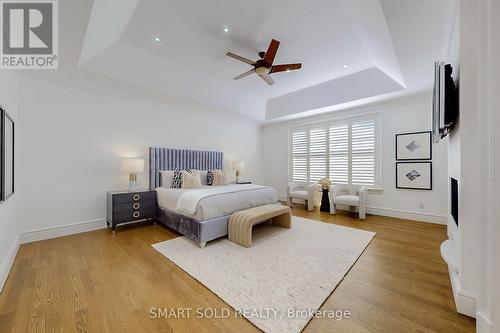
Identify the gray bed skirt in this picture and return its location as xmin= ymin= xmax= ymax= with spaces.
xmin=157 ymin=207 xmax=229 ymax=247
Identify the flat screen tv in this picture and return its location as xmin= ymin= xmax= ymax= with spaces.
xmin=451 ymin=178 xmax=458 ymax=226
xmin=432 ymin=62 xmax=458 ymax=142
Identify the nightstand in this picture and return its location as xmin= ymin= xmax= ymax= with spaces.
xmin=106 ymin=189 xmax=157 ymax=233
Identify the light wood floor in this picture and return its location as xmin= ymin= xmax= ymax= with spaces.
xmin=0 ymin=207 xmax=475 ymax=333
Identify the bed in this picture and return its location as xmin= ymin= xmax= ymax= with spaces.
xmin=149 ymin=148 xmax=278 ymax=247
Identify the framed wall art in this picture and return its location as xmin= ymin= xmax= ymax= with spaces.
xmin=396 ymin=162 xmax=432 ymax=190
xmin=1 ymin=106 xmax=15 ymax=201
xmin=395 ymin=131 xmax=432 ymax=160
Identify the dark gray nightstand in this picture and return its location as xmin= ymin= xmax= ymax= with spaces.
xmin=106 ymin=189 xmax=157 ymax=233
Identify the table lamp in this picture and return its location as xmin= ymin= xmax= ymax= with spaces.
xmin=232 ymin=161 xmax=245 ymax=183
xmin=123 ymin=158 xmax=144 ymax=191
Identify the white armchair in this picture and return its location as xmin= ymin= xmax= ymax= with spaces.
xmin=287 ymin=182 xmax=321 ymax=211
xmin=328 ymin=185 xmax=368 ymax=220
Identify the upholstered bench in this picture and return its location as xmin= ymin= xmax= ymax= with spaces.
xmin=228 ymin=204 xmax=292 ymax=247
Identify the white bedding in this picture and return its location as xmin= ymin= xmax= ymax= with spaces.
xmin=156 ymin=184 xmax=278 ymax=220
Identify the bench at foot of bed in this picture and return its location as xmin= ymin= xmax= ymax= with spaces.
xmin=228 ymin=204 xmax=292 ymax=248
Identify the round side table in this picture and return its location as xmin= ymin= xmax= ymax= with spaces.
xmin=320 ymin=188 xmax=330 ymax=212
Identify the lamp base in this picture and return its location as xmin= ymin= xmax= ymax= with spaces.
xmin=129 ymin=181 xmax=139 ymax=191
xmin=129 ymin=173 xmax=139 ymax=191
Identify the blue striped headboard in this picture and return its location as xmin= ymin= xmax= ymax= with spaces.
xmin=149 ymin=148 xmax=224 ymax=189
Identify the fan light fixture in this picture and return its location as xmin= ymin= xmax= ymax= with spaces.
xmin=255 ymin=67 xmax=270 ymax=76
xmin=226 ymin=39 xmax=302 ymax=86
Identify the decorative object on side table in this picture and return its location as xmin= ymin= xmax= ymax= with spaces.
xmin=232 ymin=160 xmax=245 ymax=183
xmin=395 ymin=131 xmax=432 ymax=160
xmin=123 ymin=158 xmax=144 ymax=191
xmin=1 ymin=106 xmax=15 ymax=201
xmin=106 ymin=189 xmax=157 ymax=233
xmin=318 ymin=178 xmax=332 ymax=212
xmin=396 ymin=162 xmax=432 ymax=190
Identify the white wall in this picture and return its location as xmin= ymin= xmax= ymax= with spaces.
xmin=474 ymin=0 xmax=500 ymax=331
xmin=262 ymin=95 xmax=448 ymax=224
xmin=17 ymin=75 xmax=263 ymax=233
xmin=440 ymin=0 xmax=479 ymax=319
xmin=0 ymin=71 xmax=20 ymax=292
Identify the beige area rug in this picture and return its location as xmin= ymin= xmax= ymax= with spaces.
xmin=152 ymin=216 xmax=375 ymax=333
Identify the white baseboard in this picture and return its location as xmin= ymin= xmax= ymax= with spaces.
xmin=20 ymin=219 xmax=108 ymax=244
xmin=0 ymin=233 xmax=20 ymax=293
xmin=477 ymin=311 xmax=493 ymax=333
xmin=366 ymin=206 xmax=447 ymax=225
xmin=279 ymin=194 xmax=447 ymax=224
xmin=448 ymin=268 xmax=477 ymax=318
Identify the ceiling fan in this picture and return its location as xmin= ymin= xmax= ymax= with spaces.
xmin=226 ymin=39 xmax=302 ymax=86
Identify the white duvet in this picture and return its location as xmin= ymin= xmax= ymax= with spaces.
xmin=156 ymin=184 xmax=278 ymax=220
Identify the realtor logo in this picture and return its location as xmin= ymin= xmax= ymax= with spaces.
xmin=1 ymin=0 xmax=58 ymax=69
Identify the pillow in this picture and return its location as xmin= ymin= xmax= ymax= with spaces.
xmin=207 ymin=169 xmax=223 ymax=185
xmin=172 ymin=169 xmax=182 ymax=189
xmin=213 ymin=170 xmax=230 ymax=186
xmin=200 ymin=170 xmax=208 ymax=185
xmin=207 ymin=170 xmax=215 ymax=185
xmin=160 ymin=170 xmax=175 ymax=188
xmin=181 ymin=170 xmax=202 ymax=189
xmin=188 ymin=169 xmax=207 ymax=185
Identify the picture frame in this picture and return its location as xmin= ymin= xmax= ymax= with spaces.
xmin=395 ymin=131 xmax=432 ymax=160
xmin=396 ymin=162 xmax=432 ymax=190
xmin=1 ymin=106 xmax=15 ymax=201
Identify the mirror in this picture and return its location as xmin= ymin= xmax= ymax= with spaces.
xmin=1 ymin=107 xmax=14 ymax=201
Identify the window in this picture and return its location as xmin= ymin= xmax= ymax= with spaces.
xmin=291 ymin=129 xmax=308 ymax=182
xmin=290 ymin=117 xmax=378 ymax=186
xmin=309 ymin=127 xmax=327 ymax=181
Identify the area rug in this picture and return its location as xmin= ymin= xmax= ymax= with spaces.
xmin=152 ymin=216 xmax=375 ymax=333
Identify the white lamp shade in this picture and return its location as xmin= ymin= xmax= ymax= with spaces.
xmin=123 ymin=158 xmax=144 ymax=173
xmin=232 ymin=161 xmax=245 ymax=171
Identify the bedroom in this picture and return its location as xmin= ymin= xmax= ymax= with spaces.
xmin=0 ymin=0 xmax=498 ymax=332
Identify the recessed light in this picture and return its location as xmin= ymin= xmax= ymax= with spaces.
xmin=343 ymin=64 xmax=349 ymax=68
xmin=154 ymin=37 xmax=160 ymax=43
xmin=223 ymin=26 xmax=230 ymax=33
xmin=286 ymin=69 xmax=290 ymax=73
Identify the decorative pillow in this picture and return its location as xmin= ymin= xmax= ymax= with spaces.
xmin=160 ymin=170 xmax=175 ymax=188
xmin=172 ymin=169 xmax=182 ymax=189
xmin=200 ymin=170 xmax=208 ymax=185
xmin=213 ymin=170 xmax=230 ymax=186
xmin=207 ymin=170 xmax=214 ymax=185
xmin=181 ymin=170 xmax=202 ymax=189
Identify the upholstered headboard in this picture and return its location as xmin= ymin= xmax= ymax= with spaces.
xmin=149 ymin=148 xmax=224 ymax=189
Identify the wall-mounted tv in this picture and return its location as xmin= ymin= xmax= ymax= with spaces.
xmin=450 ymin=177 xmax=458 ymax=226
xmin=432 ymin=62 xmax=458 ymax=142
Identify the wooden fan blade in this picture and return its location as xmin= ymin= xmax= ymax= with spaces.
xmin=260 ymin=74 xmax=275 ymax=86
xmin=270 ymin=63 xmax=302 ymax=74
xmin=226 ymin=52 xmax=256 ymax=65
xmin=263 ymin=39 xmax=280 ymax=65
xmin=233 ymin=69 xmax=255 ymax=80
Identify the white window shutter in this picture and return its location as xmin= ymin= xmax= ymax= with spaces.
xmin=292 ymin=129 xmax=308 ymax=181
xmin=291 ymin=117 xmax=377 ymax=186
xmin=309 ymin=127 xmax=327 ymax=182
xmin=329 ymin=124 xmax=349 ymax=184
xmin=351 ymin=120 xmax=375 ymax=185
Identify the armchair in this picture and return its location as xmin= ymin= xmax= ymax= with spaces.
xmin=328 ymin=185 xmax=368 ymax=220
xmin=287 ymin=182 xmax=321 ymax=211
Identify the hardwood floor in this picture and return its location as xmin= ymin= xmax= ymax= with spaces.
xmin=0 ymin=207 xmax=475 ymax=332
